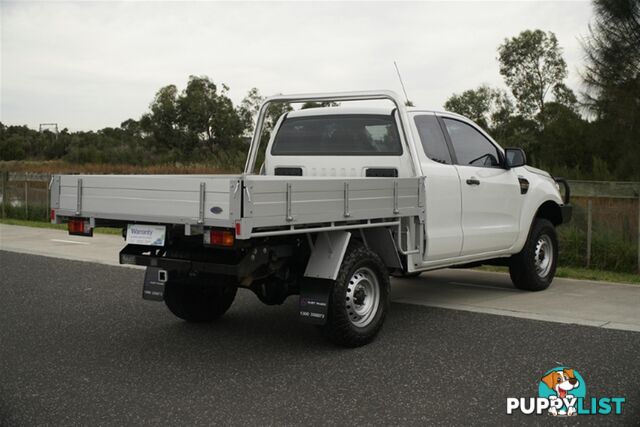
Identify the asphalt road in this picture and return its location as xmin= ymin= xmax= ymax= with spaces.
xmin=1 ymin=250 xmax=638 ymax=425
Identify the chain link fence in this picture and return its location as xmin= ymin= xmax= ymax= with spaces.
xmin=1 ymin=172 xmax=639 ymax=273
xmin=0 ymin=172 xmax=51 ymax=221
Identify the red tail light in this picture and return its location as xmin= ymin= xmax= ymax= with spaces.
xmin=68 ymin=218 xmax=93 ymax=236
xmin=204 ymin=229 xmax=234 ymax=247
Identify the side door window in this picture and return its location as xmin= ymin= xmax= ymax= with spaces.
xmin=442 ymin=118 xmax=501 ymax=167
xmin=414 ymin=115 xmax=452 ymax=164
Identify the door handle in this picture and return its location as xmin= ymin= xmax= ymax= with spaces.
xmin=466 ymin=177 xmax=480 ymax=186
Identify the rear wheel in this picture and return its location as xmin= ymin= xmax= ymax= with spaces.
xmin=164 ymin=273 xmax=237 ymax=322
xmin=323 ymin=242 xmax=389 ymax=347
xmin=509 ymin=219 xmax=557 ymax=291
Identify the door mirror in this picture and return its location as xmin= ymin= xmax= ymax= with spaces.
xmin=504 ymin=148 xmax=526 ymax=169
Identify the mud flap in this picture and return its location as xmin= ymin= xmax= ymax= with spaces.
xmin=299 ymin=278 xmax=333 ymax=325
xmin=304 ymin=231 xmax=351 ymax=280
xmin=143 ymin=267 xmax=167 ymax=301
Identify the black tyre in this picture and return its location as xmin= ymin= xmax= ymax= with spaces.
xmin=323 ymin=242 xmax=390 ymax=347
xmin=509 ymin=218 xmax=558 ymax=291
xmin=163 ymin=273 xmax=237 ymax=322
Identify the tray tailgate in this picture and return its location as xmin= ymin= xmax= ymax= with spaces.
xmin=53 ymin=174 xmax=241 ymax=226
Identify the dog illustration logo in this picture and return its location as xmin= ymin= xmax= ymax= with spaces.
xmin=538 ymin=367 xmax=585 ymax=416
xmin=508 ymin=366 xmax=625 ymax=416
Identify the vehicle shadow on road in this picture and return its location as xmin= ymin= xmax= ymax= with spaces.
xmin=109 ymin=291 xmax=456 ymax=363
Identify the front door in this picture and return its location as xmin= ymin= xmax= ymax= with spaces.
xmin=440 ymin=117 xmax=522 ymax=256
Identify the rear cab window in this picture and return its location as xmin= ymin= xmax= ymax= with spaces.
xmin=413 ymin=114 xmax=452 ymax=164
xmin=271 ymin=114 xmax=403 ymax=156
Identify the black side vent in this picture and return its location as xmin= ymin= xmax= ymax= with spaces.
xmin=275 ymin=167 xmax=303 ymax=176
xmin=366 ymin=168 xmax=398 ymax=177
xmin=518 ymin=177 xmax=530 ymax=195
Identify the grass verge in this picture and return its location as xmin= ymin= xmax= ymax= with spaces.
xmin=478 ymin=265 xmax=639 ymax=285
xmin=0 ymin=218 xmax=122 ymax=235
xmin=0 ymin=160 xmax=237 ymax=174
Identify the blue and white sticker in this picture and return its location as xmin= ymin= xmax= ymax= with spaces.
xmin=126 ymin=224 xmax=166 ymax=246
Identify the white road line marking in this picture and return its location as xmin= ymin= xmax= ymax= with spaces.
xmin=50 ymin=239 xmax=90 ymax=245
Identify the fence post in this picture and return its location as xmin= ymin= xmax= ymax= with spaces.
xmin=637 ymin=196 xmax=640 ymax=274
xmin=586 ymin=199 xmax=593 ymax=269
xmin=1 ymin=171 xmax=6 ymax=219
xmin=24 ymin=180 xmax=29 ymax=219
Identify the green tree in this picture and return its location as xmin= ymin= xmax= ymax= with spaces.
xmin=238 ymin=87 xmax=265 ymax=137
xmin=536 ymin=103 xmax=590 ymax=171
xmin=0 ymin=76 xmax=256 ymax=166
xmin=445 ymin=86 xmax=491 ymax=128
xmin=583 ymin=0 xmax=640 ymax=113
xmin=238 ymin=88 xmax=294 ymax=137
xmin=207 ymin=89 xmax=245 ymax=149
xmin=176 ymin=76 xmax=245 ymax=150
xmin=137 ymin=77 xmax=246 ymax=159
xmin=498 ymin=30 xmax=572 ymax=117
xmin=444 ymin=85 xmax=514 ymax=129
xmin=582 ymin=0 xmax=640 ymax=180
xmin=0 ymin=133 xmax=27 ymax=160
xmin=491 ymin=115 xmax=539 ymax=155
xmin=139 ymin=84 xmax=182 ymax=154
xmin=120 ymin=119 xmax=141 ymax=137
xmin=177 ymin=76 xmax=218 ymax=142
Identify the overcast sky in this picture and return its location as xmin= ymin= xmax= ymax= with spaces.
xmin=1 ymin=0 xmax=593 ymax=131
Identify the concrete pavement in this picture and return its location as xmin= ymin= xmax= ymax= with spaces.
xmin=0 ymin=224 xmax=128 ymax=268
xmin=2 ymin=223 xmax=639 ymax=332
xmin=392 ymin=269 xmax=640 ymax=332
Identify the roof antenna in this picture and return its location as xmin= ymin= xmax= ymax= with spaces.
xmin=394 ymin=61 xmax=413 ymax=106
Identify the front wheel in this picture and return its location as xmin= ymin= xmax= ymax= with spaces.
xmin=323 ymin=242 xmax=390 ymax=347
xmin=163 ymin=273 xmax=237 ymax=322
xmin=509 ymin=219 xmax=558 ymax=291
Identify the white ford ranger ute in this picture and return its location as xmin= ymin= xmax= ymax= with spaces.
xmin=50 ymin=91 xmax=572 ymax=347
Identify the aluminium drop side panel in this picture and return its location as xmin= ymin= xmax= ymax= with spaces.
xmin=241 ymin=176 xmax=422 ymax=234
xmin=55 ymin=174 xmax=242 ymax=227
